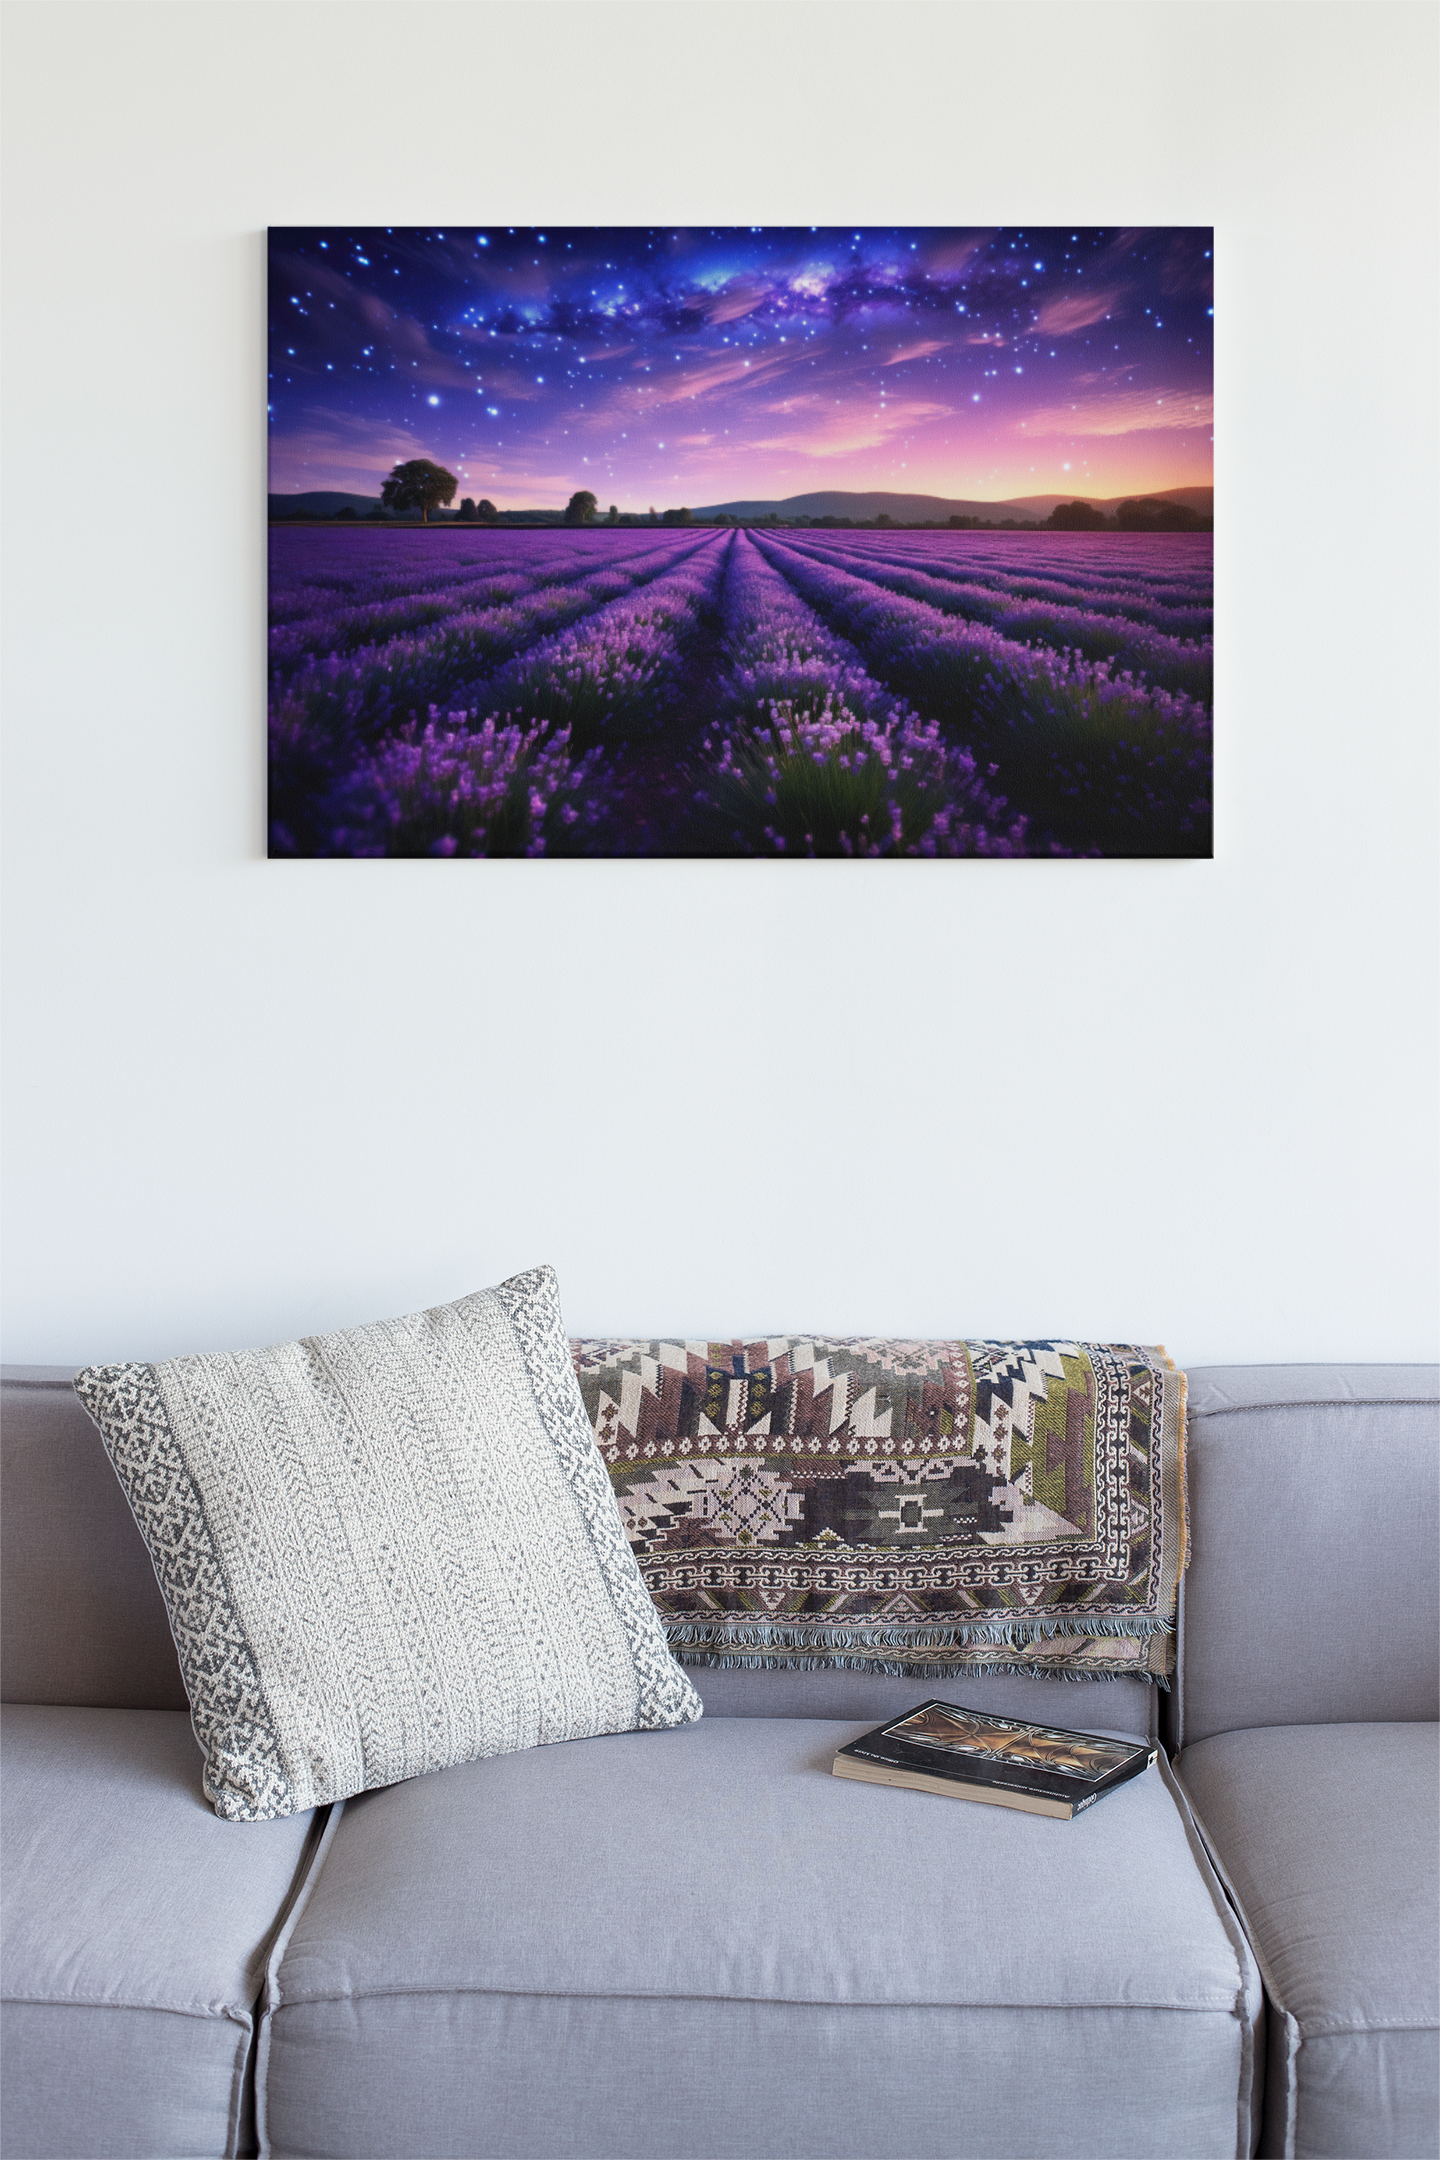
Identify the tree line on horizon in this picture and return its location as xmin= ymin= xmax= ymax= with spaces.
xmin=1045 ymin=497 xmax=1210 ymax=532
xmin=275 ymin=461 xmax=1211 ymax=534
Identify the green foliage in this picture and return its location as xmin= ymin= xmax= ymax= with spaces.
xmin=1048 ymin=501 xmax=1106 ymax=531
xmin=564 ymin=490 xmax=599 ymax=525
xmin=1115 ymin=498 xmax=1204 ymax=531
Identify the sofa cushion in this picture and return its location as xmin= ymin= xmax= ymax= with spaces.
xmin=1176 ymin=1366 xmax=1439 ymax=1748
xmin=261 ymin=1716 xmax=1262 ymax=2159
xmin=0 ymin=1706 xmax=322 ymax=2159
xmin=1177 ymin=1722 xmax=1439 ymax=2159
xmin=72 ymin=1266 xmax=701 ymax=1821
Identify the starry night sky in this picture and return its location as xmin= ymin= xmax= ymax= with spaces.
xmin=268 ymin=226 xmax=1213 ymax=510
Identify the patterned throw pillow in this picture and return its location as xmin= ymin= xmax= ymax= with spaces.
xmin=73 ymin=1267 xmax=701 ymax=1820
xmin=573 ymin=1337 xmax=1186 ymax=1683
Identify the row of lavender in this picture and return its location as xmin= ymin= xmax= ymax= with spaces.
xmin=778 ymin=531 xmax=1212 ymax=698
xmin=268 ymin=527 xmax=1213 ymax=857
xmin=268 ymin=529 xmax=723 ymax=852
xmin=693 ymin=536 xmax=1027 ymax=857
xmin=306 ymin=540 xmax=728 ymax=857
xmin=750 ymin=534 xmax=1211 ymax=855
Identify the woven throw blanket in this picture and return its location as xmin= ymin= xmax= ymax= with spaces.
xmin=572 ymin=1338 xmax=1187 ymax=1682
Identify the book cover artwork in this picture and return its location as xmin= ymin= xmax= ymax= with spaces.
xmin=268 ymin=226 xmax=1213 ymax=861
xmin=832 ymin=1698 xmax=1156 ymax=1818
xmin=882 ymin=1703 xmax=1141 ymax=1780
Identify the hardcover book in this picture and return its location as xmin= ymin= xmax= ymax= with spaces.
xmin=832 ymin=1698 xmax=1157 ymax=1819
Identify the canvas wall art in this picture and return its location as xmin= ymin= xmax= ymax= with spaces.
xmin=268 ymin=227 xmax=1212 ymax=859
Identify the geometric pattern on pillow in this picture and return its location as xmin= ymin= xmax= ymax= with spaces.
xmin=73 ymin=1266 xmax=701 ymax=1820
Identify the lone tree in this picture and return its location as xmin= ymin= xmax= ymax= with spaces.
xmin=457 ymin=497 xmax=477 ymax=521
xmin=475 ymin=499 xmax=498 ymax=524
xmin=380 ymin=459 xmax=458 ymax=523
xmin=564 ymin=490 xmax=598 ymax=526
xmin=606 ymin=504 xmax=619 ymax=525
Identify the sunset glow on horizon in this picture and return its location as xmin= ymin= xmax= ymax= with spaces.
xmin=268 ymin=226 xmax=1213 ymax=511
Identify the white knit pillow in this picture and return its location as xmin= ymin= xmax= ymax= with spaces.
xmin=73 ymin=1265 xmax=701 ymax=1819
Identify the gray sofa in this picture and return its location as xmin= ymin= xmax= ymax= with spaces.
xmin=2 ymin=1362 xmax=1435 ymax=2160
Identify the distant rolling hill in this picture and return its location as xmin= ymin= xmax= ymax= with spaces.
xmin=270 ymin=485 xmax=1213 ymax=526
xmin=692 ymin=487 xmax=1212 ymax=523
xmin=692 ymin=490 xmax=1032 ymax=523
xmin=1005 ymin=486 xmax=1212 ymax=520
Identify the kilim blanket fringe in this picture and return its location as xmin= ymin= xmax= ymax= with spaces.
xmin=573 ymin=1337 xmax=1188 ymax=1684
xmin=674 ymin=1649 xmax=1172 ymax=1690
xmin=665 ymin=1615 xmax=1172 ymax=1649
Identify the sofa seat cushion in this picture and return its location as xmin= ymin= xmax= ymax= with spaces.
xmin=262 ymin=1715 xmax=1261 ymax=2160
xmin=1177 ymin=1723 xmax=1439 ymax=2159
xmin=0 ymin=1706 xmax=321 ymax=2159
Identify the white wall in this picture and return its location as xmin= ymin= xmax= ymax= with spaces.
xmin=3 ymin=0 xmax=1436 ymax=1366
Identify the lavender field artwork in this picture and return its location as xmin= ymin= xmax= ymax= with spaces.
xmin=269 ymin=228 xmax=1213 ymax=858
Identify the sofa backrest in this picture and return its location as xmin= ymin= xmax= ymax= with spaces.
xmin=1 ymin=1363 xmax=1160 ymax=1736
xmin=1173 ymin=1365 xmax=1439 ymax=1750
xmin=1 ymin=1367 xmax=188 ymax=1710
xmin=682 ymin=1659 xmax=1159 ymax=1736
xmin=25 ymin=1360 xmax=1429 ymax=1746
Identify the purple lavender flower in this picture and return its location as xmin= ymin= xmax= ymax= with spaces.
xmin=268 ymin=522 xmax=1210 ymax=858
xmin=690 ymin=536 xmax=1026 ymax=857
xmin=313 ymin=709 xmax=613 ymax=858
xmin=749 ymin=531 xmax=1210 ymax=856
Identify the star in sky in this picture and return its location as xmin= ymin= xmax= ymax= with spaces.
xmin=268 ymin=226 xmax=1213 ymax=508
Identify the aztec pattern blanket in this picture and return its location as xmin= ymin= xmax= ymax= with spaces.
xmin=572 ymin=1338 xmax=1187 ymax=1683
